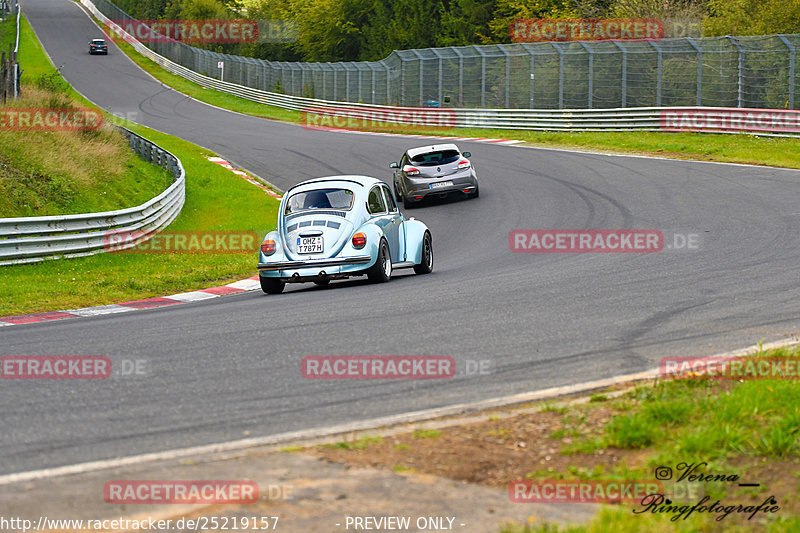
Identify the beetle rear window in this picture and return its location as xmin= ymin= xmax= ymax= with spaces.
xmin=410 ymin=149 xmax=460 ymax=166
xmin=285 ymin=188 xmax=354 ymax=214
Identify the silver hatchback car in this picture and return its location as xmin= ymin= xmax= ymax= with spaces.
xmin=390 ymin=144 xmax=479 ymax=207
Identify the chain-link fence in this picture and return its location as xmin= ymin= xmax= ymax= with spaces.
xmin=94 ymin=0 xmax=799 ymax=110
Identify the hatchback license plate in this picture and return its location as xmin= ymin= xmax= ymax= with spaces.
xmin=430 ymin=180 xmax=454 ymax=189
xmin=297 ymin=236 xmax=323 ymax=253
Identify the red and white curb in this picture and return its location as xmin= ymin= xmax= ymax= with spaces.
xmin=0 ymin=277 xmax=262 ymax=327
xmin=316 ymin=128 xmax=523 ymax=145
xmin=207 ymin=157 xmax=282 ymax=199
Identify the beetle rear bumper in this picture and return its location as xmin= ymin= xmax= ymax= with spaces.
xmin=257 ymin=255 xmax=372 ymax=272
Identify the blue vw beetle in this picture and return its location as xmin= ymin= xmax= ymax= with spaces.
xmin=257 ymin=175 xmax=433 ymax=294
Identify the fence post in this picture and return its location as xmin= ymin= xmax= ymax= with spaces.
xmin=778 ymin=35 xmax=795 ymax=109
xmin=522 ymin=44 xmax=534 ymax=109
xmin=400 ymin=58 xmax=406 ymax=106
xmin=579 ymin=42 xmax=593 ymax=109
xmin=649 ymin=41 xmax=662 ymax=107
xmin=501 ymin=45 xmax=511 ymax=108
xmin=436 ymin=50 xmax=443 ymax=106
xmin=370 ymin=63 xmax=376 ymax=104
xmin=613 ymin=42 xmax=627 ymax=107
xmin=452 ymin=47 xmax=464 ymax=106
xmin=553 ymin=43 xmax=564 ymax=109
xmin=410 ymin=50 xmax=424 ymax=106
xmin=473 ymin=46 xmax=486 ymax=108
xmin=687 ymin=38 xmax=703 ymax=106
xmin=727 ymin=37 xmax=744 ymax=108
xmin=385 ymin=62 xmax=391 ymax=105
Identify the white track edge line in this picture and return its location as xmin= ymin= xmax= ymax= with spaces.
xmin=1 ymin=338 xmax=797 ymax=486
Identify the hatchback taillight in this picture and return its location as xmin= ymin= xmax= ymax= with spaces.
xmin=457 ymin=159 xmax=470 ymax=170
xmin=352 ymin=233 xmax=367 ymax=249
xmin=404 ymin=166 xmax=420 ymax=176
xmin=261 ymin=239 xmax=276 ymax=255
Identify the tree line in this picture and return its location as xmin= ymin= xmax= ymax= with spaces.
xmin=111 ymin=0 xmax=800 ymax=62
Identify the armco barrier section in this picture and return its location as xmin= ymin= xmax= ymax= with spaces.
xmin=0 ymin=128 xmax=185 ymax=265
xmin=80 ymin=0 xmax=800 ymax=137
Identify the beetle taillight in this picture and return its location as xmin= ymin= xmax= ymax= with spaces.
xmin=261 ymin=239 xmax=276 ymax=255
xmin=457 ymin=159 xmax=470 ymax=170
xmin=352 ymin=233 xmax=367 ymax=249
xmin=404 ymin=166 xmax=420 ymax=176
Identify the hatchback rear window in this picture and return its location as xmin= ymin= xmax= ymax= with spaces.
xmin=285 ymin=188 xmax=354 ymax=214
xmin=92 ymin=40 xmax=107 ymax=45
xmin=410 ymin=149 xmax=460 ymax=166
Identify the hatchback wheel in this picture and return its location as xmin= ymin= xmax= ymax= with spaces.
xmin=414 ymin=231 xmax=433 ymax=274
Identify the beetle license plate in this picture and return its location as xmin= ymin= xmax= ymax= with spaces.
xmin=297 ymin=236 xmax=323 ymax=253
xmin=430 ymin=180 xmax=454 ymax=189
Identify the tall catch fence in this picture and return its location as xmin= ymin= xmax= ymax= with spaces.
xmin=91 ymin=0 xmax=798 ymax=110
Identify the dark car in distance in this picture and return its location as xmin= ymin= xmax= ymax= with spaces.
xmin=89 ymin=39 xmax=108 ymax=55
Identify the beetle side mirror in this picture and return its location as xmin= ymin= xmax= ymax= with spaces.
xmin=463 ymin=152 xmax=471 ymax=158
xmin=389 ymin=162 xmax=399 ymax=169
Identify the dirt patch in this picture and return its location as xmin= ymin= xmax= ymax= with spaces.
xmin=312 ymin=398 xmax=800 ymax=518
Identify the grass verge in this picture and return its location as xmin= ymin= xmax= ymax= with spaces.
xmin=311 ymin=345 xmax=800 ymax=532
xmin=105 ymin=24 xmax=800 ymax=170
xmin=0 ymin=85 xmax=172 ymax=216
xmin=0 ymin=14 xmax=279 ymax=316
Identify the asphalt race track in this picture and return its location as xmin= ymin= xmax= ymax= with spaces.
xmin=3 ymin=0 xmax=800 ymax=476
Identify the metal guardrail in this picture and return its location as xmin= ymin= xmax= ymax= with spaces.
xmin=0 ymin=128 xmax=186 ymax=265
xmin=81 ymin=0 xmax=800 ymax=137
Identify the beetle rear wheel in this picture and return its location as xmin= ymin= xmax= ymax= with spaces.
xmin=366 ymin=239 xmax=392 ymax=283
xmin=260 ymin=276 xmax=285 ymax=294
xmin=414 ymin=232 xmax=433 ymax=274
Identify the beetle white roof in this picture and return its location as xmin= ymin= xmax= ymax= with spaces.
xmin=406 ymin=144 xmax=460 ymax=158
xmin=289 ymin=175 xmax=383 ymax=193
